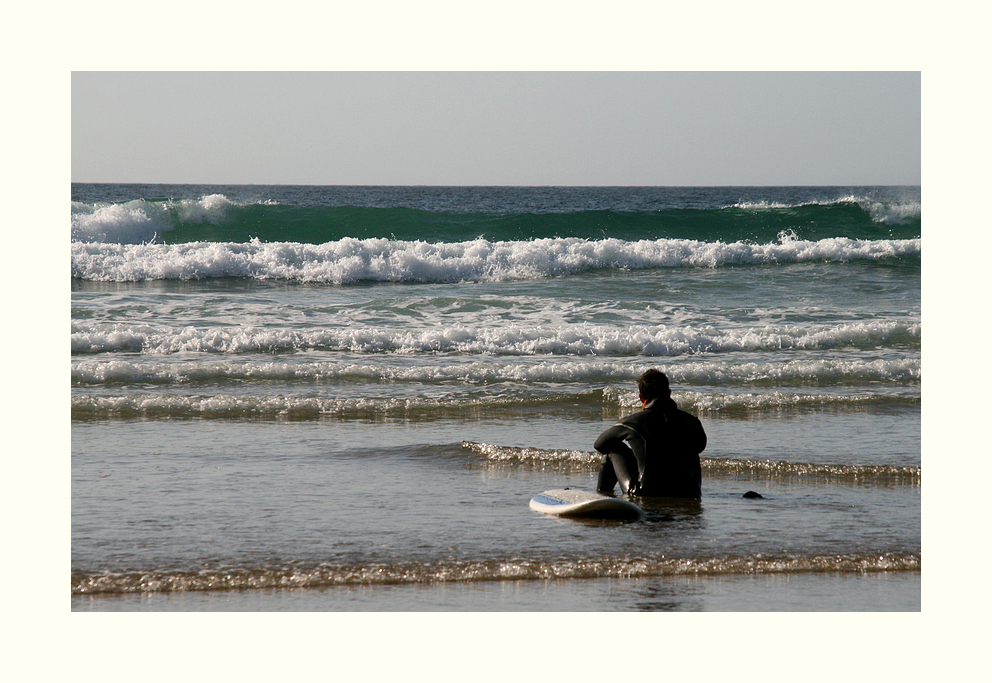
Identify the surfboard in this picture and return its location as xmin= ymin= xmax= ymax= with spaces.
xmin=529 ymin=488 xmax=643 ymax=519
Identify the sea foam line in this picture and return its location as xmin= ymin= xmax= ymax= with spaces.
xmin=71 ymin=357 xmax=921 ymax=385
xmin=71 ymin=194 xmax=239 ymax=244
xmin=727 ymin=195 xmax=921 ymax=225
xmin=70 ymin=320 xmax=921 ymax=356
xmin=71 ymin=551 xmax=921 ymax=594
xmin=69 ymin=394 xmax=570 ymax=419
xmin=461 ymin=442 xmax=920 ymax=484
xmin=70 ymin=235 xmax=921 ymax=282
xmin=71 ymin=390 xmax=918 ymax=420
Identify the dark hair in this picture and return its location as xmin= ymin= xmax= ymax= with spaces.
xmin=637 ymin=369 xmax=670 ymax=401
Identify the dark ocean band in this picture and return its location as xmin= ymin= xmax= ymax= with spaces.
xmin=71 ymin=193 xmax=921 ymax=245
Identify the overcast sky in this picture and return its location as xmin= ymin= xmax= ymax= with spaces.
xmin=71 ymin=71 xmax=920 ymax=186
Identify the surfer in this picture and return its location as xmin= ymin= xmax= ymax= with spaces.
xmin=595 ymin=369 xmax=706 ymax=498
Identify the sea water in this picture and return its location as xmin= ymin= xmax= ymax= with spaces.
xmin=70 ymin=185 xmax=921 ymax=611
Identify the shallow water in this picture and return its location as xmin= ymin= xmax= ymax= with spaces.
xmin=71 ymin=185 xmax=920 ymax=610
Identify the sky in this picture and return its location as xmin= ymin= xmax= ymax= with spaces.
xmin=71 ymin=71 xmax=920 ymax=186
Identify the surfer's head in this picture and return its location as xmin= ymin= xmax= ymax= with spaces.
xmin=637 ymin=369 xmax=671 ymax=404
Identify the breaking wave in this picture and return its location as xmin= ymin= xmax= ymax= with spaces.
xmin=71 ymin=235 xmax=921 ymax=282
xmin=70 ymin=320 xmax=921 ymax=356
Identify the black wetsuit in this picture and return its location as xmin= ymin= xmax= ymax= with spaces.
xmin=595 ymin=397 xmax=706 ymax=498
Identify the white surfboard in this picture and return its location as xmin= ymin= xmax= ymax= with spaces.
xmin=529 ymin=488 xmax=642 ymax=519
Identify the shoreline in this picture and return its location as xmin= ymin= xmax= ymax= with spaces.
xmin=71 ymin=571 xmax=921 ymax=612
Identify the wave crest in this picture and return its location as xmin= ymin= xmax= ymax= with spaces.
xmin=462 ymin=442 xmax=921 ymax=484
xmin=70 ymin=320 xmax=921 ymax=356
xmin=71 ymin=357 xmax=921 ymax=386
xmin=71 ymin=388 xmax=918 ymax=421
xmin=71 ymin=235 xmax=921 ymax=282
xmin=71 ymin=195 xmax=244 ymax=244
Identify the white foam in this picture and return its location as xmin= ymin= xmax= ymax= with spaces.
xmin=70 ymin=387 xmax=917 ymax=419
xmin=174 ymin=194 xmax=236 ymax=223
xmin=71 ymin=357 xmax=921 ymax=385
xmin=70 ymin=235 xmax=922 ymax=282
xmin=860 ymin=198 xmax=921 ymax=224
xmin=462 ymin=442 xmax=921 ymax=481
xmin=678 ymin=391 xmax=904 ymax=412
xmin=70 ymin=195 xmax=238 ymax=244
xmin=71 ymin=200 xmax=171 ymax=244
xmin=70 ymin=320 xmax=921 ymax=356
xmin=726 ymin=195 xmax=921 ymax=225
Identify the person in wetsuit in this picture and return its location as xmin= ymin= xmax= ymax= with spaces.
xmin=595 ymin=369 xmax=706 ymax=498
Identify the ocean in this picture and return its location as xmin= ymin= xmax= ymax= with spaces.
xmin=70 ymin=184 xmax=921 ymax=611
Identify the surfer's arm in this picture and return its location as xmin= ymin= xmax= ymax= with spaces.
xmin=594 ymin=424 xmax=632 ymax=454
xmin=595 ymin=424 xmax=648 ymax=488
